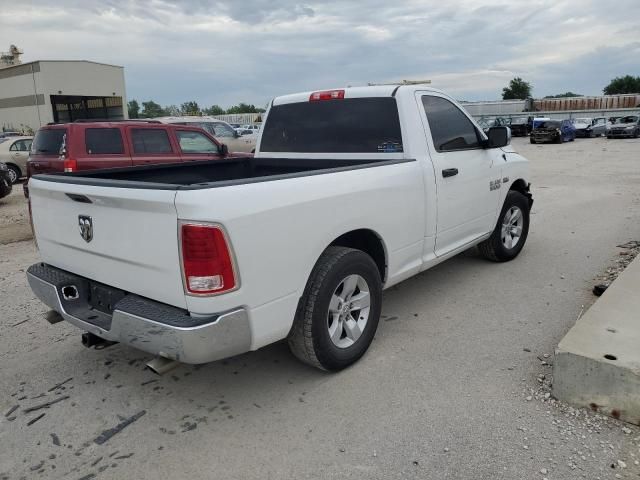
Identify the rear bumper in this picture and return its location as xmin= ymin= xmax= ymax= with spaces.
xmin=27 ymin=263 xmax=252 ymax=364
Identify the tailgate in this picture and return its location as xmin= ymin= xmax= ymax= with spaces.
xmin=29 ymin=178 xmax=187 ymax=309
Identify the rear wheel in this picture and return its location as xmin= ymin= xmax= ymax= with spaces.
xmin=530 ymin=138 xmax=535 ymax=144
xmin=478 ymin=191 xmax=530 ymax=262
xmin=6 ymin=165 xmax=20 ymax=184
xmin=288 ymin=246 xmax=382 ymax=371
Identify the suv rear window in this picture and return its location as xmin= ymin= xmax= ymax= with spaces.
xmin=260 ymin=98 xmax=403 ymax=153
xmin=131 ymin=129 xmax=172 ymax=154
xmin=85 ymin=128 xmax=124 ymax=154
xmin=32 ymin=129 xmax=66 ymax=155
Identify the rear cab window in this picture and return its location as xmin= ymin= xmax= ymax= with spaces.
xmin=260 ymin=97 xmax=403 ymax=153
xmin=31 ymin=129 xmax=66 ymax=156
xmin=85 ymin=128 xmax=124 ymax=154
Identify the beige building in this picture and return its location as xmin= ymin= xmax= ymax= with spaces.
xmin=0 ymin=60 xmax=127 ymax=133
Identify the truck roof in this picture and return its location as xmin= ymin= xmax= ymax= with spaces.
xmin=272 ymin=85 xmax=446 ymax=105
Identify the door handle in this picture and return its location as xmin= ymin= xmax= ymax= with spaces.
xmin=442 ymin=168 xmax=458 ymax=178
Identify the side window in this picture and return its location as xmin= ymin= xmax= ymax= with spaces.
xmin=211 ymin=123 xmax=235 ymax=138
xmin=131 ymin=129 xmax=172 ymax=154
xmin=176 ymin=131 xmax=219 ymax=154
xmin=85 ymin=128 xmax=124 ymax=154
xmin=10 ymin=140 xmax=31 ymax=151
xmin=421 ymin=96 xmax=481 ymax=152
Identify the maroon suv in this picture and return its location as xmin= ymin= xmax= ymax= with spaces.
xmin=28 ymin=120 xmax=244 ymax=179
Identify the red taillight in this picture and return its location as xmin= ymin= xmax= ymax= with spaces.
xmin=181 ymin=224 xmax=237 ymax=295
xmin=63 ymin=158 xmax=77 ymax=172
xmin=309 ymin=89 xmax=345 ymax=101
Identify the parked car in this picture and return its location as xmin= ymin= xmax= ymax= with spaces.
xmin=0 ymin=136 xmax=32 ymax=183
xmin=28 ymin=120 xmax=241 ymax=179
xmin=530 ymin=119 xmax=576 ymax=144
xmin=606 ymin=115 xmax=640 ymax=138
xmin=0 ymin=162 xmax=12 ymax=199
xmin=572 ymin=117 xmax=607 ymax=137
xmin=26 ymin=85 xmax=532 ymax=372
xmin=508 ymin=117 xmax=529 ymax=137
xmin=0 ymin=131 xmax=22 ymax=139
xmin=155 ymin=117 xmax=257 ymax=153
xmin=478 ymin=117 xmax=509 ymax=134
xmin=236 ymin=128 xmax=256 ymax=136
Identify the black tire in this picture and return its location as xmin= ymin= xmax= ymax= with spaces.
xmin=288 ymin=246 xmax=382 ymax=371
xmin=7 ymin=165 xmax=20 ymax=184
xmin=530 ymin=138 xmax=535 ymax=144
xmin=607 ymin=135 xmax=612 ymax=139
xmin=634 ymin=129 xmax=639 ymax=139
xmin=478 ymin=190 xmax=530 ymax=262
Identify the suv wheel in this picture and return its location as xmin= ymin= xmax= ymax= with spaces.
xmin=288 ymin=246 xmax=382 ymax=371
xmin=478 ymin=191 xmax=530 ymax=262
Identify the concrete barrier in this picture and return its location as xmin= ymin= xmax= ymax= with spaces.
xmin=553 ymin=255 xmax=640 ymax=425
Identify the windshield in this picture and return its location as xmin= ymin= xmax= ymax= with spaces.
xmin=31 ymin=128 xmax=66 ymax=154
xmin=261 ymin=98 xmax=403 ymax=153
xmin=573 ymin=118 xmax=591 ymax=124
xmin=511 ymin=117 xmax=527 ymax=124
xmin=616 ymin=116 xmax=639 ymax=124
xmin=537 ymin=121 xmax=560 ymax=129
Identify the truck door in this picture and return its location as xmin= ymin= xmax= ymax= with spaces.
xmin=416 ymin=92 xmax=503 ymax=256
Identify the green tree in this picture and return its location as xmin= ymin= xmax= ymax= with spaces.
xmin=603 ymin=75 xmax=640 ymax=95
xmin=203 ymin=105 xmax=225 ymax=116
xmin=502 ymin=77 xmax=532 ymax=100
xmin=127 ymin=99 xmax=140 ymax=118
xmin=140 ymin=100 xmax=166 ymax=118
xmin=226 ymin=103 xmax=265 ymax=114
xmin=180 ymin=101 xmax=201 ymax=115
xmin=544 ymin=92 xmax=582 ymax=98
xmin=164 ymin=105 xmax=181 ymax=116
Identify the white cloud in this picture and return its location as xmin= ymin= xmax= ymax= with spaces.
xmin=1 ymin=0 xmax=639 ymax=106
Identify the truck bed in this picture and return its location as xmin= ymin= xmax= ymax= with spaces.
xmin=32 ymin=156 xmax=407 ymax=190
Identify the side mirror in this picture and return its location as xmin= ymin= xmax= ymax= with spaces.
xmin=486 ymin=126 xmax=511 ymax=148
xmin=219 ymin=144 xmax=229 ymax=156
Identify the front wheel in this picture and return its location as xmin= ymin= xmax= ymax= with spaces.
xmin=478 ymin=191 xmax=530 ymax=262
xmin=288 ymin=247 xmax=382 ymax=371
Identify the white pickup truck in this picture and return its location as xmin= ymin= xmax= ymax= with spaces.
xmin=27 ymin=85 xmax=532 ymax=372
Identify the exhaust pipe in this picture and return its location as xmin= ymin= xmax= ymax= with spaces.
xmin=81 ymin=332 xmax=116 ymax=350
xmin=146 ymin=357 xmax=180 ymax=376
xmin=61 ymin=285 xmax=79 ymax=301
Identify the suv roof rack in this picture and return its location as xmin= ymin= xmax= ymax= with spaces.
xmin=71 ymin=119 xmax=161 ymax=124
xmin=367 ymin=79 xmax=432 ymax=86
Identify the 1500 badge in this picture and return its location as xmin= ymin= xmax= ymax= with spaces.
xmin=489 ymin=179 xmax=502 ymax=191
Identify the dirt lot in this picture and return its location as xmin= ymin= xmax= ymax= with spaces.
xmin=1 ymin=136 xmax=640 ymax=480
xmin=0 ymin=184 xmax=31 ymax=245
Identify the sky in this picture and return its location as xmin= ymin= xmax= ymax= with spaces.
xmin=1 ymin=0 xmax=639 ymax=108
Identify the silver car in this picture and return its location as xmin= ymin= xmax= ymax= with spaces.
xmin=572 ymin=117 xmax=606 ymax=138
xmin=0 ymin=136 xmax=33 ymax=183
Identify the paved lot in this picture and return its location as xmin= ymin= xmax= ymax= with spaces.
xmin=1 ymin=136 xmax=640 ymax=480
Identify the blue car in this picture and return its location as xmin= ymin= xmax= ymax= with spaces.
xmin=530 ymin=119 xmax=576 ymax=144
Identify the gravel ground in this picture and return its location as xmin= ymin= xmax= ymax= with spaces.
xmin=1 ymin=136 xmax=640 ymax=480
xmin=0 ymin=184 xmax=31 ymax=245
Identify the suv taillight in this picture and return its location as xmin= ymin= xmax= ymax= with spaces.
xmin=63 ymin=158 xmax=77 ymax=172
xmin=181 ymin=223 xmax=237 ymax=295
